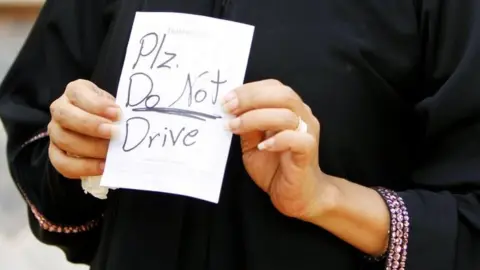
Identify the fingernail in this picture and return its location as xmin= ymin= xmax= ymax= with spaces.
xmin=99 ymin=161 xmax=105 ymax=172
xmin=105 ymin=107 xmax=122 ymax=121
xmin=258 ymin=138 xmax=275 ymax=150
xmin=222 ymin=91 xmax=238 ymax=113
xmin=225 ymin=118 xmax=241 ymax=131
xmin=110 ymin=125 xmax=120 ymax=139
xmin=222 ymin=91 xmax=236 ymax=104
xmin=98 ymin=123 xmax=114 ymax=137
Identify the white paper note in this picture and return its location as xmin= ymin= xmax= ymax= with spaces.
xmin=100 ymin=12 xmax=254 ymax=203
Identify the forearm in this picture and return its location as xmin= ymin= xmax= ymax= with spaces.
xmin=307 ymin=176 xmax=390 ymax=257
xmin=11 ymin=131 xmax=105 ymax=228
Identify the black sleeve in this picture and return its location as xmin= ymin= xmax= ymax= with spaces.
xmin=0 ymin=0 xmax=110 ymax=264
xmin=397 ymin=0 xmax=480 ymax=269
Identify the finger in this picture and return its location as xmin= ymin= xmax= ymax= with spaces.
xmin=65 ymin=79 xmax=121 ymax=121
xmin=50 ymin=97 xmax=117 ymax=139
xmin=222 ymin=79 xmax=306 ymax=116
xmin=240 ymin=131 xmax=265 ymax=153
xmin=227 ymin=108 xmax=299 ymax=134
xmin=48 ymin=121 xmax=109 ymax=159
xmin=49 ymin=142 xmax=105 ymax=179
xmin=257 ymin=130 xmax=316 ymax=166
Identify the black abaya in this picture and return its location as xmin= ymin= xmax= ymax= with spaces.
xmin=1 ymin=0 xmax=480 ymax=269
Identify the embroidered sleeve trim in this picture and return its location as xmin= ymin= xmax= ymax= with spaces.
xmin=18 ymin=130 xmax=102 ymax=233
xmin=21 ymin=130 xmax=49 ymax=148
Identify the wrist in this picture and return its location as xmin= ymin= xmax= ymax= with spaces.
xmin=305 ymin=175 xmax=391 ymax=256
xmin=303 ymin=173 xmax=342 ymax=223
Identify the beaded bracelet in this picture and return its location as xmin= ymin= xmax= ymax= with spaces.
xmin=366 ymin=187 xmax=410 ymax=270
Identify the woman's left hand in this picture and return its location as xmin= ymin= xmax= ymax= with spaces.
xmin=223 ymin=79 xmax=335 ymax=220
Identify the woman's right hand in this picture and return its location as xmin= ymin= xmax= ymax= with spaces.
xmin=48 ymin=79 xmax=121 ymax=179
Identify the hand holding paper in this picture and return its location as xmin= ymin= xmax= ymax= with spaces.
xmin=101 ymin=12 xmax=255 ymax=203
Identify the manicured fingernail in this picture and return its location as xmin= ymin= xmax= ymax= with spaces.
xmin=98 ymin=123 xmax=114 ymax=137
xmin=225 ymin=118 xmax=241 ymax=131
xmin=110 ymin=125 xmax=120 ymax=139
xmin=105 ymin=107 xmax=122 ymax=121
xmin=222 ymin=91 xmax=238 ymax=113
xmin=222 ymin=91 xmax=236 ymax=104
xmin=258 ymin=138 xmax=275 ymax=150
xmin=99 ymin=161 xmax=105 ymax=172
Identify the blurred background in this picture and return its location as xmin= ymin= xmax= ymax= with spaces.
xmin=0 ymin=0 xmax=87 ymax=269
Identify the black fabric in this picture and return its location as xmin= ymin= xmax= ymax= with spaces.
xmin=0 ymin=0 xmax=479 ymax=269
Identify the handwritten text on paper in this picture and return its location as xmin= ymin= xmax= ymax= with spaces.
xmin=101 ymin=12 xmax=255 ymax=203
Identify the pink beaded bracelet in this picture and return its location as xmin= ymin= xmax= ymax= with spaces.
xmin=366 ymin=187 xmax=410 ymax=270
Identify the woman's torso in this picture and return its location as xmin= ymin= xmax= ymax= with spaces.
xmin=88 ymin=0 xmax=428 ymax=269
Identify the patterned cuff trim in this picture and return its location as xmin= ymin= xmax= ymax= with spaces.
xmin=21 ymin=130 xmax=49 ymax=148
xmin=22 ymin=188 xmax=101 ymax=233
xmin=373 ymin=187 xmax=411 ymax=270
xmin=17 ymin=130 xmax=102 ymax=233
